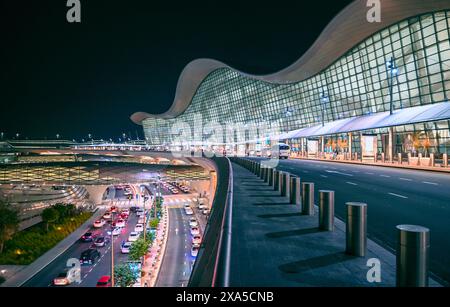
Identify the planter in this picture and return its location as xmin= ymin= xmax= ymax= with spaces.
xmin=409 ymin=157 xmax=419 ymax=166
xmin=420 ymin=157 xmax=431 ymax=166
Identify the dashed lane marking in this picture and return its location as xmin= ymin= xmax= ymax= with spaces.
xmin=388 ymin=192 xmax=408 ymax=199
xmin=346 ymin=181 xmax=358 ymax=186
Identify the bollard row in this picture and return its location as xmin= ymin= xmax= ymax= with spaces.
xmin=230 ymin=157 xmax=430 ymax=287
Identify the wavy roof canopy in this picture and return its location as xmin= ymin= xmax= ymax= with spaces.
xmin=131 ymin=0 xmax=450 ymax=125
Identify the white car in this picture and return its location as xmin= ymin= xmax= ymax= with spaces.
xmin=103 ymin=212 xmax=112 ymax=220
xmin=190 ymin=226 xmax=200 ymax=235
xmin=115 ymin=219 xmax=126 ymax=228
xmin=136 ymin=209 xmax=145 ymax=217
xmin=128 ymin=232 xmax=140 ymax=242
xmin=93 ymin=219 xmax=105 ymax=228
xmin=191 ymin=244 xmax=200 ymax=257
xmin=192 ymin=234 xmax=202 ymax=245
xmin=202 ymin=209 xmax=210 ymax=215
xmin=134 ymin=224 xmax=144 ymax=232
xmin=53 ymin=268 xmax=79 ymax=286
xmin=198 ymin=204 xmax=208 ymax=210
xmin=138 ymin=217 xmax=145 ymax=224
xmin=185 ymin=208 xmax=194 ymax=215
xmin=110 ymin=227 xmax=121 ymax=236
xmin=189 ymin=218 xmax=198 ymax=227
xmin=121 ymin=242 xmax=132 ymax=254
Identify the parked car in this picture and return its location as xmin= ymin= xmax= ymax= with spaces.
xmin=128 ymin=231 xmax=140 ymax=242
xmin=93 ymin=219 xmax=106 ymax=228
xmin=79 ymin=248 xmax=101 ymax=265
xmin=185 ymin=208 xmax=194 ymax=215
xmin=53 ymin=268 xmax=79 ymax=286
xmin=110 ymin=206 xmax=117 ymax=213
xmin=80 ymin=232 xmax=94 ymax=242
xmin=96 ymin=276 xmax=111 ymax=287
xmin=94 ymin=236 xmax=109 ymax=247
xmin=192 ymin=234 xmax=202 ymax=245
xmin=110 ymin=227 xmax=121 ymax=236
xmin=191 ymin=243 xmax=200 ymax=257
xmin=138 ymin=217 xmax=145 ymax=224
xmin=189 ymin=218 xmax=198 ymax=227
xmin=121 ymin=209 xmax=130 ymax=216
xmin=121 ymin=242 xmax=132 ymax=254
xmin=134 ymin=224 xmax=144 ymax=232
xmin=103 ymin=212 xmax=112 ymax=220
xmin=136 ymin=209 xmax=145 ymax=217
xmin=202 ymin=209 xmax=210 ymax=216
xmin=190 ymin=226 xmax=200 ymax=235
xmin=115 ymin=219 xmax=126 ymax=228
xmin=198 ymin=204 xmax=208 ymax=210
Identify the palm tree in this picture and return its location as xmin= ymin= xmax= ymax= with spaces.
xmin=0 ymin=200 xmax=19 ymax=254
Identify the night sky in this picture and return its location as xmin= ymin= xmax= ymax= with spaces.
xmin=1 ymin=0 xmax=353 ymax=141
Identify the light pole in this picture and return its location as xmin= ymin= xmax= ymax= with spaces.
xmin=320 ymin=91 xmax=329 ymax=127
xmin=56 ymin=134 xmax=60 ymax=139
xmin=386 ymin=56 xmax=399 ymax=115
xmin=1 ymin=132 xmax=4 ymax=140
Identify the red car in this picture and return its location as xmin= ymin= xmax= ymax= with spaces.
xmin=96 ymin=276 xmax=111 ymax=287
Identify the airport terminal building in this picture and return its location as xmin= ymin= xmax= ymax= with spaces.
xmin=132 ymin=0 xmax=450 ymax=162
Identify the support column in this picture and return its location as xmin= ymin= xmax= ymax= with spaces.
xmin=348 ymin=133 xmax=352 ymax=160
xmin=321 ymin=136 xmax=325 ymax=157
xmin=388 ymin=127 xmax=394 ymax=163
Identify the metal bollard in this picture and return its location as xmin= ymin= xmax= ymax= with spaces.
xmin=269 ymin=168 xmax=275 ymax=186
xmin=301 ymin=182 xmax=314 ymax=215
xmin=398 ymin=153 xmax=402 ymax=165
xmin=319 ymin=190 xmax=335 ymax=231
xmin=274 ymin=170 xmax=280 ymax=191
xmin=259 ymin=165 xmax=265 ymax=179
xmin=290 ymin=176 xmax=301 ymax=205
xmin=444 ymin=153 xmax=448 ymax=167
xmin=281 ymin=172 xmax=290 ymax=197
xmin=277 ymin=171 xmax=283 ymax=194
xmin=345 ymin=202 xmax=367 ymax=257
xmin=396 ymin=224 xmax=430 ymax=287
xmin=264 ymin=167 xmax=271 ymax=183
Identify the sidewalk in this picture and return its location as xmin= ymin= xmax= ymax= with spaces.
xmin=291 ymin=156 xmax=450 ymax=173
xmin=229 ymin=163 xmax=440 ymax=287
xmin=1 ymin=208 xmax=104 ymax=287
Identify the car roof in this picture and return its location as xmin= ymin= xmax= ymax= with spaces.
xmin=98 ymin=276 xmax=110 ymax=282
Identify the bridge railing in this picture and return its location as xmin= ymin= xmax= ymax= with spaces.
xmin=188 ymin=156 xmax=233 ymax=287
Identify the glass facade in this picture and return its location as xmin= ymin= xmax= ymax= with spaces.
xmin=142 ymin=11 xmax=450 ymax=154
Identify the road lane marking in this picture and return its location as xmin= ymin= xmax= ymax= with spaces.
xmin=326 ymin=170 xmax=354 ymax=177
xmin=388 ymin=192 xmax=408 ymax=199
xmin=346 ymin=181 xmax=358 ymax=186
xmin=422 ymin=181 xmax=438 ymax=185
xmin=380 ymin=175 xmax=390 ymax=178
xmin=399 ymin=178 xmax=412 ymax=181
xmin=320 ymin=175 xmax=328 ymax=178
xmin=365 ymin=172 xmax=374 ymax=175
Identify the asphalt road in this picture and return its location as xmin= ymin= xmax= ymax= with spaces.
xmin=249 ymin=157 xmax=450 ymax=284
xmin=23 ymin=187 xmax=142 ymax=287
xmin=156 ymin=208 xmax=194 ymax=287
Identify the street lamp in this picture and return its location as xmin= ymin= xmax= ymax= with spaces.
xmin=16 ymin=133 xmax=20 ymax=139
xmin=320 ymin=91 xmax=329 ymax=127
xmin=56 ymin=134 xmax=60 ymax=139
xmin=386 ymin=56 xmax=399 ymax=115
xmin=0 ymin=132 xmax=4 ymax=140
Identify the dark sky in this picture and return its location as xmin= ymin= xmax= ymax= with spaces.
xmin=1 ymin=0 xmax=353 ymax=141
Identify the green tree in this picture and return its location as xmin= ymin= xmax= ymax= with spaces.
xmin=114 ymin=264 xmax=137 ymax=287
xmin=0 ymin=201 xmax=19 ymax=254
xmin=149 ymin=218 xmax=159 ymax=229
xmin=41 ymin=207 xmax=59 ymax=232
xmin=128 ymin=236 xmax=151 ymax=261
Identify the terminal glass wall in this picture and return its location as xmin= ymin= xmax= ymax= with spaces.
xmin=143 ymin=11 xmax=450 ymax=147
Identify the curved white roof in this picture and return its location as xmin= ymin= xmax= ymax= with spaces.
xmin=131 ymin=0 xmax=450 ymax=125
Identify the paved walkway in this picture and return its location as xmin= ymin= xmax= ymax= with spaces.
xmin=1 ymin=209 xmax=104 ymax=287
xmin=230 ymin=162 xmax=440 ymax=287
